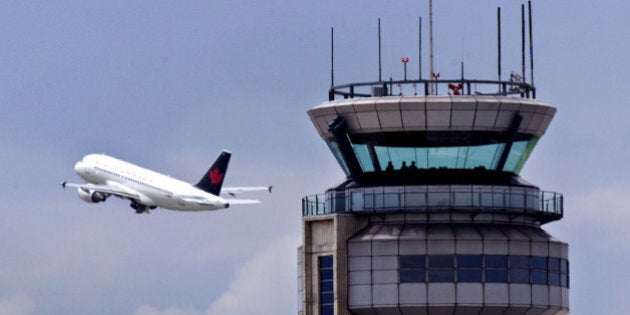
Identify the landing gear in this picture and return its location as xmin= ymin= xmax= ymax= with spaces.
xmin=130 ymin=202 xmax=150 ymax=214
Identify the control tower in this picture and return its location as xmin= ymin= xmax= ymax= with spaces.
xmin=297 ymin=5 xmax=568 ymax=315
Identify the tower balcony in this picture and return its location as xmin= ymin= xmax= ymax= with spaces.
xmin=302 ymin=185 xmax=563 ymax=224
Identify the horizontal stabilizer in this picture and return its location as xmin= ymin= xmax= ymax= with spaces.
xmin=224 ymin=199 xmax=261 ymax=205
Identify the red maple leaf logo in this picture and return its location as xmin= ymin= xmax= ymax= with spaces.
xmin=209 ymin=168 xmax=224 ymax=185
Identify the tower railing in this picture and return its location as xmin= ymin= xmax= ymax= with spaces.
xmin=328 ymin=78 xmax=535 ymax=101
xmin=302 ymin=186 xmax=562 ymax=223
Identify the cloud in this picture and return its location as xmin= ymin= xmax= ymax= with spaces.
xmin=133 ymin=234 xmax=299 ymax=315
xmin=0 ymin=295 xmax=35 ymax=315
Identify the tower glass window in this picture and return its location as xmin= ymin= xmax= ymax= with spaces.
xmin=334 ymin=131 xmax=540 ymax=174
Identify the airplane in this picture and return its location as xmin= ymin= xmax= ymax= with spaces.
xmin=61 ymin=150 xmax=271 ymax=214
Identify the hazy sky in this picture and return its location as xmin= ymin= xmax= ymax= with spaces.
xmin=0 ymin=1 xmax=628 ymax=314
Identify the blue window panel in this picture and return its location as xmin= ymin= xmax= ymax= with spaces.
xmin=352 ymin=143 xmax=376 ymax=172
xmin=428 ymin=147 xmax=459 ymax=168
xmin=510 ymin=256 xmax=529 ymax=269
xmin=400 ymin=269 xmax=426 ymax=283
xmin=321 ymin=280 xmax=333 ymax=292
xmin=465 ymin=143 xmax=501 ymax=169
xmin=400 ymin=255 xmax=426 ymax=269
xmin=320 ymin=269 xmax=333 ymax=280
xmin=531 ymin=257 xmax=547 ymax=270
xmin=320 ymin=256 xmax=333 ymax=269
xmin=549 ymin=258 xmax=561 ymax=272
xmin=321 ymin=292 xmax=334 ymax=304
xmin=561 ymin=259 xmax=569 ymax=274
xmin=510 ymin=269 xmax=530 ymax=284
xmin=561 ymin=274 xmax=569 ymax=288
xmin=458 ymin=269 xmax=482 ymax=282
xmin=321 ymin=305 xmax=334 ymax=315
xmin=374 ymin=146 xmax=391 ymax=171
xmin=485 ymin=269 xmax=507 ymax=282
xmin=389 ymin=147 xmax=417 ymax=170
xmin=429 ymin=269 xmax=454 ymax=282
xmin=485 ymin=255 xmax=507 ymax=268
xmin=532 ymin=271 xmax=548 ymax=285
xmin=429 ymin=255 xmax=454 ymax=268
xmin=503 ymin=140 xmax=529 ymax=172
xmin=415 ymin=148 xmax=429 ymax=169
xmin=326 ymin=140 xmax=350 ymax=176
xmin=457 ymin=255 xmax=482 ymax=268
xmin=549 ymin=272 xmax=561 ymax=287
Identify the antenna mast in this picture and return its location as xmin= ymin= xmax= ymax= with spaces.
xmin=428 ymin=0 xmax=435 ymax=95
xmin=528 ymin=1 xmax=535 ymax=87
xmin=378 ymin=18 xmax=382 ymax=82
xmin=330 ymin=27 xmax=334 ymax=88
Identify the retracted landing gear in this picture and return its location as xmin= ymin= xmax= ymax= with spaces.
xmin=130 ymin=202 xmax=150 ymax=214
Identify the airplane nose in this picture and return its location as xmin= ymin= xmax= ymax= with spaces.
xmin=74 ymin=161 xmax=84 ymax=173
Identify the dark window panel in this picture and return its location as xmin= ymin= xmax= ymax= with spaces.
xmin=458 ymin=269 xmax=482 ymax=282
xmin=549 ymin=257 xmax=561 ymax=272
xmin=561 ymin=274 xmax=569 ymax=288
xmin=400 ymin=255 xmax=426 ymax=269
xmin=510 ymin=256 xmax=529 ymax=269
xmin=485 ymin=255 xmax=507 ymax=268
xmin=320 ymin=269 xmax=333 ymax=280
xmin=549 ymin=272 xmax=561 ymax=286
xmin=321 ymin=292 xmax=334 ymax=304
xmin=532 ymin=271 xmax=548 ymax=285
xmin=485 ymin=269 xmax=508 ymax=282
xmin=531 ymin=257 xmax=547 ymax=270
xmin=321 ymin=280 xmax=334 ymax=292
xmin=561 ymin=259 xmax=569 ymax=274
xmin=509 ymin=269 xmax=530 ymax=284
xmin=320 ymin=256 xmax=333 ymax=269
xmin=457 ymin=255 xmax=482 ymax=268
xmin=429 ymin=269 xmax=454 ymax=282
xmin=429 ymin=255 xmax=454 ymax=268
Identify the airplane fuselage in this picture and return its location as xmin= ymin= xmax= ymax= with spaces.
xmin=74 ymin=154 xmax=229 ymax=211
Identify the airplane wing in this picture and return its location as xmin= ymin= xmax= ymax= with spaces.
xmin=179 ymin=197 xmax=260 ymax=207
xmin=60 ymin=181 xmax=140 ymax=200
xmin=221 ymin=186 xmax=272 ymax=197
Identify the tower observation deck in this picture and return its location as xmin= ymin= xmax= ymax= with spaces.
xmin=297 ymin=4 xmax=568 ymax=315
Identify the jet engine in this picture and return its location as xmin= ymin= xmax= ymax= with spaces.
xmin=77 ymin=188 xmax=107 ymax=203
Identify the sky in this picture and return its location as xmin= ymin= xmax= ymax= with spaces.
xmin=0 ymin=1 xmax=628 ymax=314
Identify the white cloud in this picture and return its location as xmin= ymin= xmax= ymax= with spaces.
xmin=0 ymin=295 xmax=35 ymax=315
xmin=133 ymin=234 xmax=299 ymax=315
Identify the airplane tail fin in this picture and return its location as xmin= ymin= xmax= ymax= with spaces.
xmin=194 ymin=150 xmax=231 ymax=196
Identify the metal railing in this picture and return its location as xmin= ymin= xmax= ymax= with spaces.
xmin=328 ymin=78 xmax=536 ymax=101
xmin=302 ymin=186 xmax=562 ymax=222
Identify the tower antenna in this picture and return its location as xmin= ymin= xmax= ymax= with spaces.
xmin=529 ymin=1 xmax=535 ymax=88
xmin=378 ymin=18 xmax=382 ymax=82
xmin=428 ymin=0 xmax=435 ymax=95
xmin=330 ymin=27 xmax=334 ymax=88
xmin=521 ymin=4 xmax=526 ymax=85
xmin=418 ymin=16 xmax=422 ymax=81
xmin=497 ymin=7 xmax=502 ymax=83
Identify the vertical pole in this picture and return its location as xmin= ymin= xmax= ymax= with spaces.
xmin=528 ymin=1 xmax=535 ymax=87
xmin=521 ymin=4 xmax=526 ymax=85
xmin=497 ymin=7 xmax=501 ymax=83
xmin=378 ymin=18 xmax=382 ymax=82
xmin=331 ymin=27 xmax=334 ymax=88
xmin=418 ymin=16 xmax=422 ymax=81
xmin=429 ymin=0 xmax=434 ymax=95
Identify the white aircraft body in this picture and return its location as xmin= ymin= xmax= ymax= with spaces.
xmin=61 ymin=151 xmax=271 ymax=214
